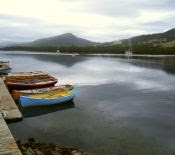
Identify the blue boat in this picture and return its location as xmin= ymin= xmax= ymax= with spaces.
xmin=0 ymin=61 xmax=12 ymax=74
xmin=0 ymin=69 xmax=12 ymax=74
xmin=20 ymin=90 xmax=79 ymax=107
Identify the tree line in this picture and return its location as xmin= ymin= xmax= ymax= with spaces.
xmin=1 ymin=44 xmax=175 ymax=55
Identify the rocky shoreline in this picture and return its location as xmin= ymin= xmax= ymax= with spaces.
xmin=16 ymin=138 xmax=94 ymax=155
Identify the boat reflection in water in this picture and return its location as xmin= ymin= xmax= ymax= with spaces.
xmin=20 ymin=101 xmax=75 ymax=118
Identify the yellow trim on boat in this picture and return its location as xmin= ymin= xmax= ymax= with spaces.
xmin=28 ymin=90 xmax=72 ymax=99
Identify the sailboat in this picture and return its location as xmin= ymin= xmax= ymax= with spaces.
xmin=125 ymin=39 xmax=133 ymax=55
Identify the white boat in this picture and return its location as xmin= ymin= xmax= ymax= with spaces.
xmin=0 ymin=61 xmax=9 ymax=66
xmin=125 ymin=39 xmax=133 ymax=55
xmin=72 ymin=53 xmax=79 ymax=57
xmin=57 ymin=49 xmax=61 ymax=54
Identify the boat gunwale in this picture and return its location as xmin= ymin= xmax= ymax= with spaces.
xmin=12 ymin=85 xmax=73 ymax=93
xmin=6 ymin=77 xmax=58 ymax=86
xmin=20 ymin=90 xmax=74 ymax=100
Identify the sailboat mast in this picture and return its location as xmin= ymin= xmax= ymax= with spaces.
xmin=128 ymin=39 xmax=132 ymax=52
xmin=125 ymin=38 xmax=133 ymax=55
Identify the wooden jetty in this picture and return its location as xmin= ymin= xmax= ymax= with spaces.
xmin=0 ymin=78 xmax=22 ymax=121
xmin=0 ymin=113 xmax=22 ymax=155
xmin=0 ymin=77 xmax=23 ymax=154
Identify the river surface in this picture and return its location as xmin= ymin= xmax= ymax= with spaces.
xmin=1 ymin=52 xmax=175 ymax=155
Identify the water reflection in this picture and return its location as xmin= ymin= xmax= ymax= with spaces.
xmin=20 ymin=101 xmax=75 ymax=118
xmin=2 ymin=52 xmax=175 ymax=154
xmin=130 ymin=56 xmax=175 ymax=74
xmin=3 ymin=53 xmax=87 ymax=67
xmin=1 ymin=53 xmax=175 ymax=92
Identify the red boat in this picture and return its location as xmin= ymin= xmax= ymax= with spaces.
xmin=6 ymin=76 xmax=58 ymax=92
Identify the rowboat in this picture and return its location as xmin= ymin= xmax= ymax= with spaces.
xmin=0 ymin=60 xmax=11 ymax=74
xmin=0 ymin=67 xmax=12 ymax=74
xmin=6 ymin=76 xmax=58 ymax=92
xmin=12 ymin=84 xmax=74 ymax=102
xmin=6 ymin=75 xmax=52 ymax=82
xmin=0 ymin=61 xmax=10 ymax=66
xmin=6 ymin=71 xmax=48 ymax=79
xmin=20 ymin=90 xmax=79 ymax=107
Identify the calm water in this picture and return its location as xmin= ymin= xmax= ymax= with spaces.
xmin=2 ymin=52 xmax=175 ymax=154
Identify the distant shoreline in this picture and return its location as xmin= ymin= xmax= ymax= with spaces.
xmin=1 ymin=44 xmax=175 ymax=55
xmin=1 ymin=50 xmax=175 ymax=57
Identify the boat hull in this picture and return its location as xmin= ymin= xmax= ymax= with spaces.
xmin=0 ymin=69 xmax=12 ymax=74
xmin=125 ymin=51 xmax=133 ymax=55
xmin=20 ymin=90 xmax=79 ymax=107
xmin=12 ymin=85 xmax=74 ymax=102
xmin=6 ymin=77 xmax=58 ymax=92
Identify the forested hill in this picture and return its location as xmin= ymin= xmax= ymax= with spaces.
xmin=123 ymin=28 xmax=175 ymax=47
xmin=1 ymin=28 xmax=175 ymax=54
xmin=21 ymin=33 xmax=97 ymax=47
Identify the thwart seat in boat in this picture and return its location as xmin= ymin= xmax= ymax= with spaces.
xmin=6 ymin=71 xmax=48 ymax=78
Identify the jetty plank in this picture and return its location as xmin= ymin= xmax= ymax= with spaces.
xmin=0 ymin=113 xmax=22 ymax=155
xmin=0 ymin=78 xmax=22 ymax=121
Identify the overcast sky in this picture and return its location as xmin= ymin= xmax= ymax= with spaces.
xmin=0 ymin=0 xmax=174 ymax=43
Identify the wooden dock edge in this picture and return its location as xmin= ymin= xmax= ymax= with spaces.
xmin=0 ymin=113 xmax=22 ymax=155
xmin=0 ymin=78 xmax=23 ymax=121
xmin=0 ymin=77 xmax=23 ymax=154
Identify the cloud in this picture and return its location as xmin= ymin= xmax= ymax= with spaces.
xmin=70 ymin=0 xmax=175 ymax=17
xmin=0 ymin=0 xmax=174 ymax=42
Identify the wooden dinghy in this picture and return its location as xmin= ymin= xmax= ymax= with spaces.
xmin=0 ymin=60 xmax=12 ymax=74
xmin=0 ymin=65 xmax=12 ymax=74
xmin=6 ymin=71 xmax=48 ymax=79
xmin=20 ymin=90 xmax=79 ymax=107
xmin=12 ymin=84 xmax=74 ymax=102
xmin=6 ymin=75 xmax=52 ymax=82
xmin=6 ymin=76 xmax=58 ymax=92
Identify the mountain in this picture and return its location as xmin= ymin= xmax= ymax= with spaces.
xmin=107 ymin=28 xmax=175 ymax=48
xmin=23 ymin=33 xmax=97 ymax=47
xmin=0 ymin=41 xmax=20 ymax=48
xmin=1 ymin=28 xmax=175 ymax=55
xmin=6 ymin=29 xmax=175 ymax=48
xmin=128 ymin=28 xmax=175 ymax=46
xmin=124 ymin=28 xmax=175 ymax=47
